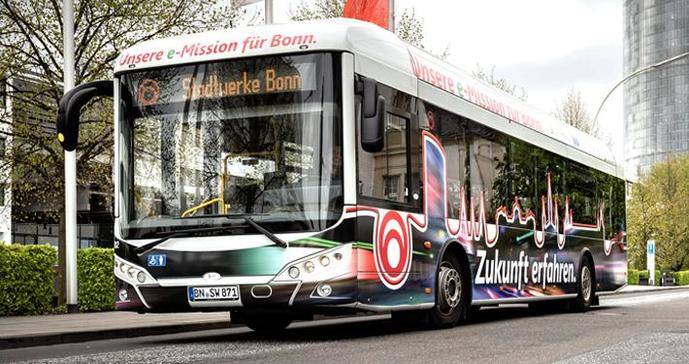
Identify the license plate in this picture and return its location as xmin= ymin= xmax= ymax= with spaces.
xmin=188 ymin=286 xmax=240 ymax=302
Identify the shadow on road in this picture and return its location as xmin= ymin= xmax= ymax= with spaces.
xmin=150 ymin=304 xmax=615 ymax=346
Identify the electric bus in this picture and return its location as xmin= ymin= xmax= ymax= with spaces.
xmin=57 ymin=18 xmax=627 ymax=331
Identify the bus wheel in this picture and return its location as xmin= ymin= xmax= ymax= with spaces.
xmin=572 ymin=257 xmax=595 ymax=312
xmin=429 ymin=254 xmax=468 ymax=329
xmin=245 ymin=315 xmax=292 ymax=333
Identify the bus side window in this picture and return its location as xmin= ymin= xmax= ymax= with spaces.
xmin=418 ymin=101 xmax=469 ymax=219
xmin=358 ymin=82 xmax=417 ymax=210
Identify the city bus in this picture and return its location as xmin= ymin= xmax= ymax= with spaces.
xmin=57 ymin=18 xmax=627 ymax=331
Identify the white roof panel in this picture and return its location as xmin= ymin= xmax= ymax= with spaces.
xmin=115 ymin=18 xmax=620 ymax=174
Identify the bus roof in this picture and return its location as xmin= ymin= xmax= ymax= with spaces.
xmin=115 ymin=18 xmax=621 ymax=176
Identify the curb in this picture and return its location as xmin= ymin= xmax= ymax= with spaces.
xmin=617 ymin=285 xmax=689 ymax=295
xmin=0 ymin=321 xmax=231 ymax=350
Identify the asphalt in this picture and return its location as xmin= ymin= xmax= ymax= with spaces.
xmin=2 ymin=288 xmax=689 ymax=363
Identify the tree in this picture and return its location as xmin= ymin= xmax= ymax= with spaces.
xmin=0 ymin=0 xmax=243 ymax=218
xmin=553 ymin=88 xmax=599 ymax=136
xmin=291 ymin=0 xmax=344 ymax=21
xmin=627 ymin=155 xmax=689 ymax=271
xmin=472 ymin=64 xmax=527 ymax=101
xmin=0 ymin=0 xmax=243 ymax=303
xmin=291 ymin=0 xmax=425 ymax=47
xmin=394 ymin=8 xmax=423 ymax=48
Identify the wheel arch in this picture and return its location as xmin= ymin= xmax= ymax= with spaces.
xmin=579 ymin=248 xmax=595 ymax=273
xmin=437 ymin=239 xmax=473 ymax=304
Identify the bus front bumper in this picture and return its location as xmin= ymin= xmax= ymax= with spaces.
xmin=114 ymin=244 xmax=357 ymax=313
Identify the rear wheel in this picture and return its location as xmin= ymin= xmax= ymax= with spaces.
xmin=244 ymin=315 xmax=292 ymax=333
xmin=572 ymin=257 xmax=595 ymax=311
xmin=428 ymin=254 xmax=469 ymax=329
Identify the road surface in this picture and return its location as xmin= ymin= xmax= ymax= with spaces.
xmin=2 ymin=289 xmax=689 ymax=363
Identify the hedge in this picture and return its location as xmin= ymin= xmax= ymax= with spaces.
xmin=674 ymin=271 xmax=689 ymax=286
xmin=0 ymin=245 xmax=116 ymax=316
xmin=77 ymin=248 xmax=115 ymax=312
xmin=0 ymin=244 xmax=57 ymax=316
xmin=628 ymin=269 xmax=639 ymax=285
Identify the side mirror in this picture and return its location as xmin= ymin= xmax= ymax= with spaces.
xmin=359 ymin=77 xmax=386 ymax=153
xmin=56 ymin=80 xmax=114 ymax=151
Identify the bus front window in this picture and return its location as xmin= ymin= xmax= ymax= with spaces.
xmin=118 ymin=53 xmax=342 ymax=239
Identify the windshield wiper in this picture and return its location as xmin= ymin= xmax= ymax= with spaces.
xmin=133 ymin=225 xmax=238 ymax=255
xmin=181 ymin=213 xmax=287 ymax=248
xmin=241 ymin=216 xmax=288 ymax=248
xmin=133 ymin=214 xmax=287 ymax=254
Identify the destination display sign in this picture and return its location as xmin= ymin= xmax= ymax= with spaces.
xmin=181 ymin=66 xmax=313 ymax=101
xmin=126 ymin=59 xmax=317 ymax=107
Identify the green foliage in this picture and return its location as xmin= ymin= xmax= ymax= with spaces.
xmin=0 ymin=244 xmax=56 ymax=316
xmin=638 ymin=270 xmax=649 ymax=280
xmin=627 ymin=155 xmax=689 ymax=271
xmin=77 ymin=248 xmax=115 ymax=312
xmin=0 ymin=245 xmax=115 ymax=315
xmin=0 ymin=1 xmax=245 ymax=223
xmin=636 ymin=270 xmax=662 ymax=285
xmin=674 ymin=271 xmax=689 ymax=286
xmin=628 ymin=269 xmax=639 ymax=285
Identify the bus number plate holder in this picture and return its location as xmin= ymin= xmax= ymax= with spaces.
xmin=188 ymin=286 xmax=241 ymax=303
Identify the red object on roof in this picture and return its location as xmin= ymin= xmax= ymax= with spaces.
xmin=343 ymin=0 xmax=390 ymax=30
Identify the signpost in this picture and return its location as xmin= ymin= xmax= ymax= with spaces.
xmin=647 ymin=240 xmax=656 ymax=286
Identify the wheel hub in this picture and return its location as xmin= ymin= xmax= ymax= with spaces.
xmin=582 ymin=265 xmax=592 ymax=302
xmin=438 ymin=264 xmax=461 ymax=313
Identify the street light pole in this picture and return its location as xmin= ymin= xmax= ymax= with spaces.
xmin=388 ymin=0 xmax=395 ymax=32
xmin=62 ymin=0 xmax=78 ymax=314
xmin=593 ymin=51 xmax=689 ymax=126
xmin=265 ymin=0 xmax=274 ymax=24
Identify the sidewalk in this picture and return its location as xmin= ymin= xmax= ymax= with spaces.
xmin=618 ymin=284 xmax=689 ymax=294
xmin=0 ymin=311 xmax=230 ymax=350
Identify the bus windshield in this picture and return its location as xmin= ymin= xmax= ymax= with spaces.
xmin=118 ymin=53 xmax=342 ymax=239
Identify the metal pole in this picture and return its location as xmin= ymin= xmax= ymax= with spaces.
xmin=62 ymin=0 xmax=78 ymax=314
xmin=593 ymin=51 xmax=689 ymax=126
xmin=388 ymin=0 xmax=395 ymax=32
xmin=264 ymin=0 xmax=273 ymax=25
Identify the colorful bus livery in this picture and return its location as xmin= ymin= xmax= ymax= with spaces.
xmin=56 ymin=18 xmax=626 ymax=332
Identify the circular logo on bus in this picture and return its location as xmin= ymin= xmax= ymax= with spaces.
xmin=374 ymin=211 xmax=412 ymax=290
xmin=137 ymin=79 xmax=160 ymax=106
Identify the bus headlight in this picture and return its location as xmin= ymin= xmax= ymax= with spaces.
xmin=114 ymin=256 xmax=155 ymax=286
xmin=288 ymin=266 xmax=300 ymax=279
xmin=319 ymin=255 xmax=330 ymax=267
xmin=273 ymin=243 xmax=354 ymax=283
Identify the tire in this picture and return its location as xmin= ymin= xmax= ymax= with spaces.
xmin=245 ymin=315 xmax=292 ymax=333
xmin=572 ymin=257 xmax=595 ymax=312
xmin=428 ymin=254 xmax=469 ymax=329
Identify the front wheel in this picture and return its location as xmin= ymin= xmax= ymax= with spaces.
xmin=428 ymin=254 xmax=469 ymax=329
xmin=572 ymin=258 xmax=595 ymax=311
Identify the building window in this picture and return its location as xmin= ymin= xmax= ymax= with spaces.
xmin=383 ymin=175 xmax=401 ymax=200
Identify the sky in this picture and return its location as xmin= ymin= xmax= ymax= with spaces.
xmin=239 ymin=0 xmax=624 ymax=157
